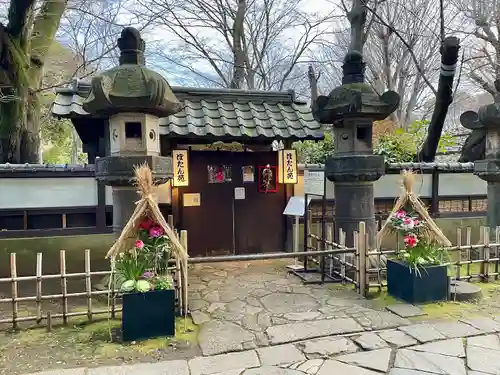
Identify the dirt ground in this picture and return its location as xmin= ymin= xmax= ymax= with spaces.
xmin=0 ymin=312 xmax=200 ymax=375
xmin=2 ymin=260 xmax=500 ymax=375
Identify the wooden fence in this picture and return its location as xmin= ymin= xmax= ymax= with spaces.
xmin=307 ymin=218 xmax=500 ymax=297
xmin=0 ymin=228 xmax=188 ymax=330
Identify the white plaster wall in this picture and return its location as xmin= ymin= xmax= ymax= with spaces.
xmin=294 ymin=173 xmax=432 ymax=199
xmin=375 ymin=174 xmax=432 ymax=198
xmin=105 ymin=182 xmax=172 ymax=205
xmin=439 ymin=173 xmax=487 ymax=196
xmin=0 ymin=178 xmax=97 ymax=209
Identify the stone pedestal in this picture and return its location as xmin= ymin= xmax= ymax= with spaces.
xmin=326 ymin=154 xmax=385 ymax=248
xmin=95 ymin=155 xmax=173 ymax=237
xmin=460 ymin=83 xmax=500 ymax=236
xmin=475 ymin=160 xmax=500 ymax=235
xmin=111 ymin=187 xmax=139 ymax=235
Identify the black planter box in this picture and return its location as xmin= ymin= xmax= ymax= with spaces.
xmin=387 ymin=259 xmax=449 ymax=304
xmin=122 ymin=289 xmax=175 ymax=342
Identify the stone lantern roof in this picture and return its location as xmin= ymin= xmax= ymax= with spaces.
xmin=312 ymin=51 xmax=400 ymax=123
xmin=82 ymin=27 xmax=181 ymax=118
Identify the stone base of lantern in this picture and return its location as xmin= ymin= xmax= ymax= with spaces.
xmin=96 ymin=155 xmax=173 ymax=236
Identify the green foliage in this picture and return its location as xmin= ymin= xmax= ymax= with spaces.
xmin=115 ymin=219 xmax=173 ymax=293
xmin=390 ymin=206 xmax=450 ymax=277
xmin=374 ymin=120 xmax=456 ymax=163
xmin=40 ymin=92 xmax=87 ymax=164
xmin=292 ymin=131 xmax=334 ymax=164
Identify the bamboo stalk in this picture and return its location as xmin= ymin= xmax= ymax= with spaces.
xmin=358 ymin=222 xmax=367 ymax=297
xmin=483 ymin=227 xmax=490 ymax=282
xmin=0 ymin=270 xmax=114 ymax=283
xmin=354 ymin=229 xmax=359 ymax=294
xmin=466 ymin=227 xmax=472 ymax=279
xmin=85 ymin=249 xmax=92 ymax=322
xmin=46 ymin=311 xmax=52 ymax=332
xmin=326 ymin=223 xmax=334 ymax=279
xmin=180 ymin=229 xmax=189 ymax=316
xmin=496 ymin=227 xmax=500 ymax=280
xmin=456 ymin=228 xmax=462 ymax=281
xmin=10 ymin=253 xmax=18 ymax=330
xmin=60 ymin=250 xmax=68 ymax=324
xmin=0 ymin=289 xmax=120 ymax=304
xmin=36 ymin=253 xmax=42 ymax=324
xmin=0 ymin=308 xmax=124 ymax=325
xmin=340 ymin=229 xmax=347 ymax=282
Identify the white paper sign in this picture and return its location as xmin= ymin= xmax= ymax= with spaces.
xmin=283 ymin=196 xmax=312 ymax=216
xmin=304 ymin=170 xmax=325 ymax=196
xmin=234 ymin=187 xmax=245 ymax=200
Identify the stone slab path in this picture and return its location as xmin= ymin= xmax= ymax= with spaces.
xmin=188 ymin=261 xmax=409 ymax=355
xmin=25 ymin=316 xmax=500 ymax=375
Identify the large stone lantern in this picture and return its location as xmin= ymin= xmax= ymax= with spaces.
xmin=82 ymin=27 xmax=182 ymax=235
xmin=312 ymin=51 xmax=400 ymax=247
xmin=461 ymin=80 xmax=500 ymax=235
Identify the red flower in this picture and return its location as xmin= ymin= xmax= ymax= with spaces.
xmin=215 ymin=169 xmax=224 ymax=182
xmin=135 ymin=240 xmax=145 ymax=249
xmin=404 ymin=234 xmax=418 ymax=248
xmin=139 ymin=219 xmax=154 ymax=230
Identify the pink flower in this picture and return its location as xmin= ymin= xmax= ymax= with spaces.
xmin=404 ymin=234 xmax=418 ymax=248
xmin=413 ymin=219 xmax=420 ymax=226
xmin=149 ymin=226 xmax=164 ymax=238
xmin=135 ymin=240 xmax=144 ymax=249
xmin=395 ymin=210 xmax=407 ymax=219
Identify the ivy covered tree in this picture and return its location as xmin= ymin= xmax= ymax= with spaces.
xmin=374 ymin=120 xmax=456 ymax=163
xmin=292 ymin=131 xmax=334 ymax=164
xmin=293 ymin=120 xmax=457 ymax=164
xmin=0 ymin=0 xmax=69 ymax=163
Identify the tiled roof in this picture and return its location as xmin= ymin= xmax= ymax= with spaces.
xmin=52 ymin=81 xmax=324 ymax=140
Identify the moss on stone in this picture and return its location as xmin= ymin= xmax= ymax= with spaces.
xmin=2 ymin=316 xmax=199 ymax=354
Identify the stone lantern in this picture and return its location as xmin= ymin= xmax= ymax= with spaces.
xmin=82 ymin=27 xmax=182 ymax=235
xmin=312 ymin=51 xmax=400 ymax=247
xmin=461 ymin=80 xmax=500 ymax=235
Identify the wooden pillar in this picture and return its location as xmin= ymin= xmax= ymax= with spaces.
xmin=96 ymin=181 xmax=107 ymax=230
xmin=430 ymin=168 xmax=439 ymax=217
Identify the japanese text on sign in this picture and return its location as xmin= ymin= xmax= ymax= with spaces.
xmin=172 ymin=150 xmax=189 ymax=187
xmin=278 ymin=149 xmax=298 ymax=184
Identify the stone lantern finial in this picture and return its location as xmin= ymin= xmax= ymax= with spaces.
xmin=118 ymin=27 xmax=146 ymax=66
xmin=342 ymin=51 xmax=365 ymax=85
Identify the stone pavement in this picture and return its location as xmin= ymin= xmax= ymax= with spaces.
xmin=26 ymin=316 xmax=500 ymax=374
xmin=188 ymin=261 xmax=409 ymax=355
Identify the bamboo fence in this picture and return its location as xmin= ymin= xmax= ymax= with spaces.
xmin=0 ymin=215 xmax=188 ymax=330
xmin=307 ymin=213 xmax=500 ymax=296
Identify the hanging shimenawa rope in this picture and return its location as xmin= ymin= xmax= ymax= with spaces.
xmin=376 ymin=170 xmax=451 ymax=248
xmin=106 ymin=164 xmax=189 ymax=339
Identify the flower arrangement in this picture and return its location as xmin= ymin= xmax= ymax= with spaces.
xmin=389 ymin=207 xmax=448 ymax=275
xmin=115 ymin=218 xmax=173 ymax=293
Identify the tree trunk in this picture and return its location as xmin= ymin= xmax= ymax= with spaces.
xmin=414 ymin=36 xmax=460 ymax=162
xmin=308 ymin=64 xmax=319 ymax=104
xmin=21 ymin=91 xmax=41 ymax=163
xmin=0 ymin=37 xmax=28 ymax=163
xmin=348 ymin=0 xmax=367 ymax=53
xmin=0 ymin=0 xmax=67 ymax=163
xmin=230 ymin=0 xmax=246 ymax=89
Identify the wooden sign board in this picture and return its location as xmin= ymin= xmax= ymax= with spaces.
xmin=183 ymin=193 xmax=200 ymax=207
